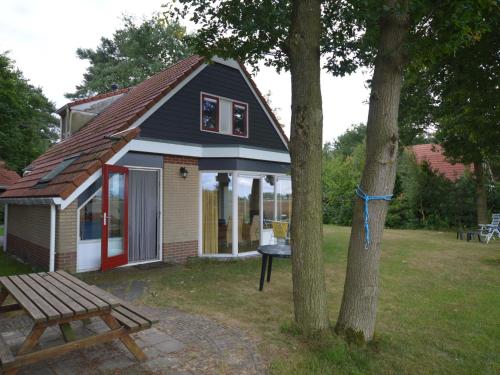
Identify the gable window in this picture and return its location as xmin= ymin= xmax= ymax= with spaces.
xmin=232 ymin=102 xmax=248 ymax=137
xmin=200 ymin=92 xmax=248 ymax=138
xmin=201 ymin=94 xmax=219 ymax=132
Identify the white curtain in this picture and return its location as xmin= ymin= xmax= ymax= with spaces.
xmin=128 ymin=170 xmax=159 ymax=262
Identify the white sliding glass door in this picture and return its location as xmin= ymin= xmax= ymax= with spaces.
xmin=200 ymin=171 xmax=291 ymax=256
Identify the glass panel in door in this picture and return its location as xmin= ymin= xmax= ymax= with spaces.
xmin=201 ymin=172 xmax=233 ymax=254
xmin=101 ymin=165 xmax=128 ymax=271
xmin=238 ymin=175 xmax=261 ymax=253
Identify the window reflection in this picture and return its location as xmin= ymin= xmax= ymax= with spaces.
xmin=202 ymin=95 xmax=218 ymax=131
xmin=277 ymin=178 xmax=292 ymax=222
xmin=262 ymin=175 xmax=275 ymax=229
xmin=201 ymin=172 xmax=232 ymax=254
xmin=79 ymin=188 xmax=102 ymax=241
xmin=232 ymin=103 xmax=247 ymax=136
xmin=238 ymin=176 xmax=260 ymax=252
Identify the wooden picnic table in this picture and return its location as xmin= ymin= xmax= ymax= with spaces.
xmin=0 ymin=271 xmax=157 ymax=374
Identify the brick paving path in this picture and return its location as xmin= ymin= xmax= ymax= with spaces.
xmin=0 ymin=305 xmax=265 ymax=374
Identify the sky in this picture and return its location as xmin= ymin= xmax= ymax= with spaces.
xmin=0 ymin=0 xmax=371 ymax=144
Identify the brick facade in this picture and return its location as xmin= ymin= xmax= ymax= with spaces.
xmin=163 ymin=155 xmax=199 ymax=165
xmin=6 ymin=234 xmax=50 ymax=270
xmin=55 ymin=202 xmax=77 ymax=272
xmin=162 ymin=240 xmax=198 ymax=263
xmin=163 ymin=156 xmax=199 ymax=263
xmin=55 ymin=251 xmax=77 ymax=272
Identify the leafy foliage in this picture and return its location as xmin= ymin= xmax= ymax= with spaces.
xmin=325 ymin=123 xmax=366 ymax=159
xmin=400 ymin=3 xmax=499 ymax=165
xmin=0 ymin=52 xmax=58 ymax=173
xmin=391 ymin=152 xmax=478 ymax=229
xmin=322 ymin=125 xmax=366 ymax=225
xmin=323 ymin=126 xmax=498 ymax=229
xmin=66 ymin=14 xmax=192 ymax=99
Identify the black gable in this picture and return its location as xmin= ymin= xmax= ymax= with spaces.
xmin=139 ymin=63 xmax=288 ymax=152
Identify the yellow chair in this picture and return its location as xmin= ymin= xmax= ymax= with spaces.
xmin=272 ymin=221 xmax=289 ymax=244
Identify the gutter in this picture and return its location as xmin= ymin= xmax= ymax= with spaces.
xmin=0 ymin=197 xmax=63 ymax=206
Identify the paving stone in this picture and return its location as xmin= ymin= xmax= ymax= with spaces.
xmin=0 ymin=301 xmax=264 ymax=374
xmin=136 ymin=328 xmax=169 ymax=346
xmin=153 ymin=337 xmax=185 ymax=354
xmin=97 ymin=354 xmax=136 ymax=372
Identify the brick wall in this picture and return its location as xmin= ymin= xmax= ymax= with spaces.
xmin=163 ymin=155 xmax=198 ymax=165
xmin=162 ymin=240 xmax=198 ymax=263
xmin=163 ymin=155 xmax=199 ymax=262
xmin=55 ymin=252 xmax=77 ymax=272
xmin=7 ymin=205 xmax=51 ymax=248
xmin=55 ymin=202 xmax=77 ymax=272
xmin=7 ymin=234 xmax=50 ymax=270
xmin=6 ymin=205 xmax=51 ymax=270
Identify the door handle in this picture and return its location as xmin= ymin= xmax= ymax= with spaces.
xmin=103 ymin=212 xmax=107 ymax=226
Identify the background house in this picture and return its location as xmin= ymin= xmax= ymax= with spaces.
xmin=0 ymin=161 xmax=20 ymax=194
xmin=408 ymin=144 xmax=471 ymax=181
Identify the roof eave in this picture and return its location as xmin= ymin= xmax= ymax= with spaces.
xmin=0 ymin=197 xmax=63 ymax=206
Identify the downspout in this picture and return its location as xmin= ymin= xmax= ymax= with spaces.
xmin=49 ymin=204 xmax=56 ymax=272
xmin=3 ymin=204 xmax=7 ymax=251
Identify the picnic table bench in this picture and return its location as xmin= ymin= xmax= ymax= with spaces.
xmin=0 ymin=271 xmax=157 ymax=374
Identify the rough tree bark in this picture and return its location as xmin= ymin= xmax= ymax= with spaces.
xmin=473 ymin=161 xmax=489 ymax=224
xmin=335 ymin=0 xmax=410 ymax=343
xmin=288 ymin=0 xmax=329 ymax=335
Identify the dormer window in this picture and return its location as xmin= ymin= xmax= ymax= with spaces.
xmin=200 ymin=92 xmax=248 ymax=138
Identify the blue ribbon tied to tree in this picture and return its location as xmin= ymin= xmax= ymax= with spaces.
xmin=355 ymin=186 xmax=393 ymax=250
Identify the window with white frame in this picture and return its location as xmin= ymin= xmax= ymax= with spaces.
xmin=201 ymin=93 xmax=248 ymax=137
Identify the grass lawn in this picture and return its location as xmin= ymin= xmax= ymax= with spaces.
xmin=79 ymin=226 xmax=500 ymax=374
xmin=0 ymin=250 xmax=34 ymax=276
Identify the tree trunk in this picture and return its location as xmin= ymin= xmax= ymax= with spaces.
xmin=473 ymin=161 xmax=489 ymax=224
xmin=335 ymin=0 xmax=409 ymax=343
xmin=288 ymin=0 xmax=329 ymax=335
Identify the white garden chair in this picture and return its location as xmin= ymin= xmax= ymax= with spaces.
xmin=479 ymin=213 xmax=500 ymax=244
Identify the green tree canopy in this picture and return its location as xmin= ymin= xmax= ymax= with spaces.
xmin=325 ymin=123 xmax=366 ymax=158
xmin=0 ymin=52 xmax=58 ymax=173
xmin=66 ymin=14 xmax=192 ymax=99
xmin=400 ymin=8 xmax=499 ymax=164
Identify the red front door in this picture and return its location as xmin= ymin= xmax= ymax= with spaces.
xmin=101 ymin=165 xmax=129 ymax=271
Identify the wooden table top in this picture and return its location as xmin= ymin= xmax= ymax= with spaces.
xmin=0 ymin=271 xmax=121 ymax=323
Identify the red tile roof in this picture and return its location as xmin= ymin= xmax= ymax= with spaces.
xmin=1 ymin=55 xmax=205 ymax=200
xmin=408 ymin=144 xmax=470 ymax=181
xmin=0 ymin=161 xmax=20 ymax=189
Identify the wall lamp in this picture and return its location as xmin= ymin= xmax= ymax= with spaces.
xmin=179 ymin=167 xmax=188 ymax=179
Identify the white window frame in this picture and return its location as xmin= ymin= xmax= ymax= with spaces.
xmin=198 ymin=170 xmax=290 ymax=258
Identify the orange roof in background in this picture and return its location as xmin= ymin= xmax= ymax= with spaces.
xmin=408 ymin=144 xmax=470 ymax=182
xmin=1 ymin=55 xmax=205 ymax=200
xmin=0 ymin=161 xmax=20 ymax=188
